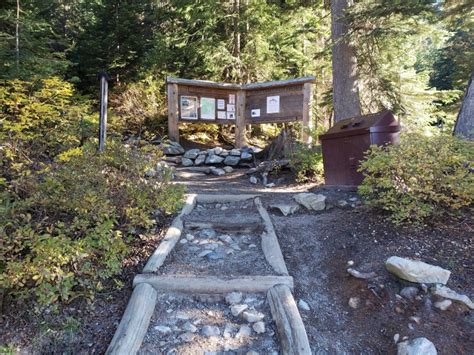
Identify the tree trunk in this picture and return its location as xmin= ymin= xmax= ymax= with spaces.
xmin=233 ymin=0 xmax=241 ymax=82
xmin=15 ymin=0 xmax=20 ymax=74
xmin=453 ymin=70 xmax=474 ymax=140
xmin=330 ymin=0 xmax=361 ymax=122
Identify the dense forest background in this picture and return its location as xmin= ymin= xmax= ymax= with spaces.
xmin=1 ymin=0 xmax=473 ymax=138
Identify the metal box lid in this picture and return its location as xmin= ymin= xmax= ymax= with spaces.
xmin=320 ymin=111 xmax=400 ymax=140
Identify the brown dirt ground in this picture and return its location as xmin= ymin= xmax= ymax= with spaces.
xmin=175 ymin=167 xmax=473 ymax=354
xmin=1 ymin=166 xmax=472 ymax=354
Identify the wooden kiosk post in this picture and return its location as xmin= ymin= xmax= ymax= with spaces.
xmin=166 ymin=76 xmax=315 ymax=147
xmin=167 ymin=83 xmax=180 ymax=142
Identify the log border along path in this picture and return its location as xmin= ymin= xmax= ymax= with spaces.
xmin=106 ymin=194 xmax=311 ymax=355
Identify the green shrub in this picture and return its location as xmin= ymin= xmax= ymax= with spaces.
xmin=289 ymin=143 xmax=324 ymax=182
xmin=0 ymin=142 xmax=184 ymax=305
xmin=358 ymin=133 xmax=474 ymax=224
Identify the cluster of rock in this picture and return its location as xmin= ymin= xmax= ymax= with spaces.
xmin=180 ymin=146 xmax=259 ymax=168
xmin=180 ymin=228 xmax=251 ymax=261
xmin=152 ymin=292 xmax=276 ymax=354
xmin=346 ymin=256 xmax=474 ymax=355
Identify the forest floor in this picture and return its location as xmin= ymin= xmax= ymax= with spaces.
xmin=1 ymin=166 xmax=472 ymax=354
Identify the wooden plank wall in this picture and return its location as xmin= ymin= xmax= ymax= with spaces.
xmin=245 ymin=84 xmax=304 ymax=124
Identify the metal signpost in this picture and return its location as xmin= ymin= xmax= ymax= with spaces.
xmin=98 ymin=72 xmax=109 ymax=152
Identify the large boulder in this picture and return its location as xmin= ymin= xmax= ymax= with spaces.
xmin=293 ymin=193 xmax=326 ymax=211
xmin=183 ymin=149 xmax=200 ymax=159
xmin=206 ymin=154 xmax=224 ymax=164
xmin=224 ymin=155 xmax=240 ymax=166
xmin=161 ymin=141 xmax=184 ymax=155
xmin=397 ymin=337 xmax=437 ymax=355
xmin=385 ymin=256 xmax=451 ymax=285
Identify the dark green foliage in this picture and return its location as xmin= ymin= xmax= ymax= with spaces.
xmin=358 ymin=134 xmax=474 ymax=224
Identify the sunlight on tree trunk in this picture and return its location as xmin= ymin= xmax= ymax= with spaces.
xmin=331 ymin=0 xmax=361 ymax=122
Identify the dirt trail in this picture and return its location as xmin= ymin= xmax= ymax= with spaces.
xmin=173 ymin=166 xmax=474 ymax=354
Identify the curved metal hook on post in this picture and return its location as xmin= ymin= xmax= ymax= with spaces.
xmin=98 ymin=71 xmax=110 ymax=152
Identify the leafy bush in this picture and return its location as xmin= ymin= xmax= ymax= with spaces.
xmin=289 ymin=143 xmax=324 ymax=182
xmin=0 ymin=142 xmax=184 ymax=305
xmin=358 ymin=133 xmax=474 ymax=224
xmin=0 ymin=78 xmax=97 ymax=181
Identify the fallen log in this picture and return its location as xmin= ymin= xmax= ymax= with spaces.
xmin=133 ymin=274 xmax=294 ymax=293
xmin=267 ymin=284 xmax=311 ymax=355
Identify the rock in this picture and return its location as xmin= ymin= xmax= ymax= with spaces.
xmin=400 ymin=286 xmax=419 ymax=301
xmin=298 ymin=299 xmax=310 ymax=311
xmin=204 ymin=242 xmax=219 ymax=250
xmin=161 ymin=141 xmax=184 ymax=155
xmin=240 ymin=151 xmax=253 ymax=161
xmin=394 ymin=333 xmax=400 ymax=344
xmin=230 ymin=149 xmax=241 ymax=156
xmin=225 ymin=292 xmax=243 ymax=305
xmin=293 ymin=193 xmax=326 ymax=211
xmin=179 ymin=332 xmax=195 ymax=342
xmin=194 ymin=154 xmax=206 ymax=166
xmin=145 ymin=169 xmax=156 ymax=178
xmin=265 ymin=183 xmax=276 ymax=188
xmin=183 ymin=149 xmax=200 ymax=159
xmin=210 ymin=167 xmax=226 ymax=176
xmin=242 ymin=310 xmax=265 ymax=323
xmin=206 ymin=251 xmax=225 ymax=260
xmin=270 ymin=204 xmax=300 ymax=216
xmin=223 ymin=166 xmax=234 ymax=173
xmin=230 ymin=304 xmax=248 ymax=317
xmin=397 ymin=337 xmax=437 ymax=355
xmin=223 ymin=155 xmax=240 ymax=166
xmin=186 ymin=234 xmax=195 ymax=241
xmin=247 ymin=351 xmax=259 ymax=355
xmin=183 ymin=322 xmax=198 ymax=333
xmin=433 ymin=299 xmax=452 ymax=311
xmin=181 ymin=158 xmax=194 ymax=167
xmin=213 ymin=147 xmax=224 ymax=155
xmin=249 ymin=176 xmax=258 ymax=184
xmin=206 ymin=154 xmax=224 ymax=164
xmin=348 ymin=297 xmax=360 ymax=309
xmin=431 ymin=285 xmax=474 ymax=309
xmin=337 ymin=199 xmax=349 ymax=207
xmin=219 ymin=235 xmax=234 ymax=244
xmin=236 ymin=324 xmax=252 ymax=338
xmin=385 ymin=256 xmax=451 ymax=285
xmin=223 ymin=323 xmax=235 ymax=338
xmin=154 ymin=325 xmax=172 ymax=333
xmin=202 ymin=325 xmax=220 ymax=337
xmin=198 ymin=229 xmax=216 ymax=238
xmin=179 ymin=239 xmax=188 ymax=244
xmin=252 ymin=321 xmax=265 ymax=334
xmin=198 ymin=250 xmax=213 ymax=257
xmin=347 ymin=268 xmax=377 ymax=279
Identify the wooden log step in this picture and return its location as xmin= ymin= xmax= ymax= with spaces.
xmin=133 ymin=274 xmax=294 ymax=294
xmin=184 ymin=220 xmax=263 ymax=234
xmin=106 ymin=283 xmax=157 ymax=355
xmin=254 ymin=198 xmax=289 ymax=276
xmin=267 ymin=284 xmax=311 ymax=355
xmin=196 ymin=194 xmax=260 ymax=204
